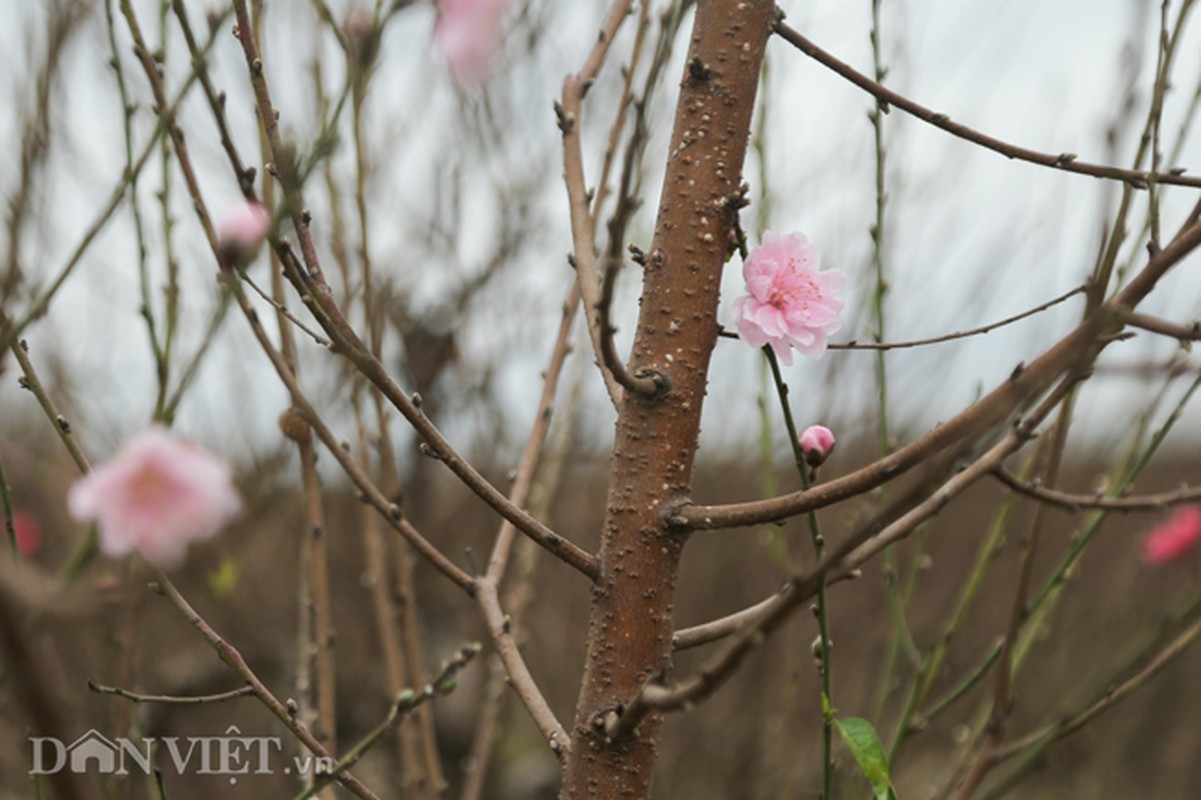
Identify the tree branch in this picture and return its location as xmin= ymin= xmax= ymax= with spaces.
xmin=993 ymin=466 xmax=1201 ymax=511
xmin=773 ymin=21 xmax=1201 ymax=190
xmin=1122 ymin=309 xmax=1201 ymax=341
xmin=826 ymin=284 xmax=1087 ymax=351
xmin=559 ymin=0 xmax=638 ymax=409
xmin=222 ymin=0 xmax=599 ymax=582
xmin=673 ymin=219 xmax=1201 ymax=531
xmin=474 ymin=580 xmax=571 ymax=760
xmin=87 ymin=681 xmax=255 ymax=705
xmin=154 ymin=576 xmax=380 ymax=800
xmin=613 ymin=374 xmax=1083 ymax=737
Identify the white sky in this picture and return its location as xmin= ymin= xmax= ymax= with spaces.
xmin=2 ymin=0 xmax=1200 ymax=473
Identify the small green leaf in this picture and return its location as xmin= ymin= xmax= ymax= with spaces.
xmin=206 ymin=557 xmax=240 ymax=600
xmin=833 ymin=717 xmax=896 ymax=800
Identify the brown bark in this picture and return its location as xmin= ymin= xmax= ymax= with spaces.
xmin=560 ymin=2 xmax=776 ymax=797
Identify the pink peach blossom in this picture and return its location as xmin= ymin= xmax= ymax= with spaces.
xmin=11 ymin=511 xmax=41 ymax=557
xmin=216 ymin=201 xmax=271 ymax=268
xmin=1141 ymin=506 xmax=1201 ymax=565
xmin=68 ymin=427 xmax=240 ymax=569
xmin=433 ymin=0 xmax=510 ymax=86
xmin=799 ymin=425 xmax=836 ymax=467
xmin=731 ymin=231 xmax=845 ymax=365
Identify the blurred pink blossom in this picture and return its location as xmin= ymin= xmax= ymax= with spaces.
xmin=433 ymin=0 xmax=510 ymax=86
xmin=11 ymin=511 xmax=41 ymax=557
xmin=216 ymin=200 xmax=271 ymax=268
xmin=1141 ymin=506 xmax=1201 ymax=565
xmin=731 ymin=231 xmax=845 ymax=365
xmin=344 ymin=8 xmax=374 ymax=40
xmin=799 ymin=425 xmax=836 ymax=467
xmin=68 ymin=427 xmax=241 ymax=569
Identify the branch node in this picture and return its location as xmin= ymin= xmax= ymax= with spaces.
xmin=553 ymin=101 xmax=575 ymax=134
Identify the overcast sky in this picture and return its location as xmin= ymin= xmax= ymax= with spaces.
xmin=2 ymin=0 xmax=1199 ymax=472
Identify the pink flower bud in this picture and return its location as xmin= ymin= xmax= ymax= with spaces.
xmin=343 ymin=7 xmax=379 ymax=66
xmin=68 ymin=426 xmax=241 ymax=569
xmin=434 ymin=0 xmax=511 ymax=87
xmin=343 ymin=8 xmax=374 ymax=41
xmin=799 ymin=425 xmax=836 ymax=467
xmin=1141 ymin=506 xmax=1201 ymax=565
xmin=216 ymin=201 xmax=271 ymax=269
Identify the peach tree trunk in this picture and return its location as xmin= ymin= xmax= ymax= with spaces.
xmin=560 ymin=2 xmax=775 ymax=797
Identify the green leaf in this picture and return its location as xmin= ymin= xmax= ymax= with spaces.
xmin=206 ymin=557 xmax=240 ymax=600
xmin=833 ymin=717 xmax=897 ymax=800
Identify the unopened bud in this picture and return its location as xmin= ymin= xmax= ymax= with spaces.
xmin=278 ymin=407 xmax=311 ymax=443
xmin=799 ymin=424 xmax=836 ymax=467
xmin=217 ymin=200 xmax=271 ymax=269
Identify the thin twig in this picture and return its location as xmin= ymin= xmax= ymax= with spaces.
xmin=993 ymin=467 xmax=1201 ymax=511
xmin=9 ymin=335 xmax=90 ymax=473
xmin=597 ymin=248 xmax=660 ymax=395
xmin=828 ymin=285 xmax=1087 ymax=350
xmin=773 ymin=20 xmax=1201 ymax=190
xmin=485 ymin=280 xmax=581 ymax=582
xmin=559 ymin=0 xmax=637 ymax=409
xmin=994 ymin=617 xmax=1201 ymax=767
xmin=619 ymin=374 xmax=1082 ymax=735
xmin=294 ymin=644 xmax=481 ymax=800
xmin=715 ymin=283 xmax=1087 ymax=350
xmin=674 ymin=219 xmax=1201 ymax=531
xmin=225 ymin=0 xmax=599 ymax=580
xmin=240 ymin=273 xmax=330 ymax=346
xmin=88 ymin=681 xmax=255 ymax=704
xmin=1122 ymin=309 xmax=1201 ymax=341
xmin=473 ymin=580 xmax=571 ymax=760
xmin=0 ymin=11 xmax=229 ymax=353
xmin=464 ymin=376 xmax=579 ymax=800
xmin=153 ymin=576 xmax=380 ymax=800
xmin=228 ymin=280 xmax=476 ymax=591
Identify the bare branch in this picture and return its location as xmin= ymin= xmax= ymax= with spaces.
xmin=153 ymin=576 xmax=381 ymax=800
xmin=612 ymin=374 xmax=1084 ymax=738
xmin=1122 ymin=309 xmax=1201 ymax=341
xmin=486 ymin=280 xmax=581 ymax=582
xmin=993 ymin=467 xmax=1201 ymax=511
xmin=297 ymin=643 xmax=482 ymax=800
xmin=88 ymin=681 xmax=255 ymax=705
xmin=474 ymin=580 xmax=571 ymax=760
xmin=773 ymin=21 xmax=1201 ymax=190
xmin=223 ymin=0 xmax=599 ymax=581
xmin=674 ymin=220 xmax=1201 ymax=531
xmin=559 ymin=0 xmax=637 ymax=409
xmin=825 ymin=284 xmax=1088 ymax=351
xmin=992 ymin=616 xmax=1201 ymax=766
